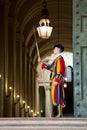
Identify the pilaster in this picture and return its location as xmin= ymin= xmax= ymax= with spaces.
xmin=0 ymin=0 xmax=10 ymax=117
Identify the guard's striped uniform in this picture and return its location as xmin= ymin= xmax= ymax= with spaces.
xmin=46 ymin=55 xmax=66 ymax=107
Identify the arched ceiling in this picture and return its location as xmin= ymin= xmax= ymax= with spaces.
xmin=9 ymin=0 xmax=72 ymax=65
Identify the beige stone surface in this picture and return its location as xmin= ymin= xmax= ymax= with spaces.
xmin=0 ymin=118 xmax=87 ymax=130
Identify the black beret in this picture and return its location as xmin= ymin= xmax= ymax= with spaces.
xmin=54 ymin=44 xmax=64 ymax=52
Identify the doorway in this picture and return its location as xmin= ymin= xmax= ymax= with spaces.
xmin=39 ymin=86 xmax=45 ymax=117
xmin=63 ymin=66 xmax=74 ymax=117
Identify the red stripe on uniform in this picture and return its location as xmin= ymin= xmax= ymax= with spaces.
xmin=54 ymin=86 xmax=56 ymax=103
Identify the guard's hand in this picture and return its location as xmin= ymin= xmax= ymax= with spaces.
xmin=54 ymin=82 xmax=58 ymax=86
xmin=38 ymin=57 xmax=42 ymax=63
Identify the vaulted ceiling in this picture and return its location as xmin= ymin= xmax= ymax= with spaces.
xmin=9 ymin=0 xmax=72 ymax=65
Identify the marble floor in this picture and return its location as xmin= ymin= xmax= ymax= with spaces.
xmin=0 ymin=118 xmax=87 ymax=130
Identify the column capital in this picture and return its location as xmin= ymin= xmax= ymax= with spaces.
xmin=8 ymin=16 xmax=14 ymax=23
xmin=20 ymin=33 xmax=25 ymax=43
xmin=29 ymin=56 xmax=33 ymax=63
xmin=16 ymin=32 xmax=24 ymax=43
xmin=45 ymin=86 xmax=51 ymax=91
xmin=22 ymin=46 xmax=29 ymax=54
xmin=15 ymin=19 xmax=19 ymax=28
xmin=8 ymin=17 xmax=19 ymax=29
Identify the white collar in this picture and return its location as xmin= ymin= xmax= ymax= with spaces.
xmin=46 ymin=53 xmax=62 ymax=64
xmin=55 ymin=53 xmax=62 ymax=58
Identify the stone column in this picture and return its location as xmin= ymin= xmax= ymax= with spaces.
xmin=28 ymin=57 xmax=32 ymax=116
xmin=45 ymin=86 xmax=52 ymax=117
xmin=24 ymin=47 xmax=28 ymax=116
xmin=19 ymin=33 xmax=24 ymax=117
xmin=13 ymin=19 xmax=18 ymax=103
xmin=32 ymin=63 xmax=35 ymax=114
xmin=34 ymin=68 xmax=36 ymax=114
xmin=26 ymin=54 xmax=31 ymax=116
xmin=6 ymin=17 xmax=14 ymax=117
xmin=16 ymin=37 xmax=20 ymax=98
xmin=36 ymin=72 xmax=40 ymax=117
xmin=19 ymin=42 xmax=23 ymax=104
xmin=12 ymin=19 xmax=20 ymax=117
xmin=7 ymin=16 xmax=20 ymax=117
xmin=20 ymin=47 xmax=26 ymax=117
xmin=4 ymin=0 xmax=10 ymax=96
xmin=29 ymin=57 xmax=33 ymax=116
xmin=0 ymin=0 xmax=10 ymax=117
xmin=20 ymin=107 xmax=25 ymax=117
xmin=15 ymin=32 xmax=24 ymax=117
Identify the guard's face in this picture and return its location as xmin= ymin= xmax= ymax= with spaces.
xmin=53 ymin=47 xmax=61 ymax=54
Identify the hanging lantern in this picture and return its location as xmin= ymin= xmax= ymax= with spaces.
xmin=37 ymin=0 xmax=53 ymax=38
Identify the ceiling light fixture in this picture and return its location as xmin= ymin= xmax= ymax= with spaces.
xmin=37 ymin=0 xmax=53 ymax=38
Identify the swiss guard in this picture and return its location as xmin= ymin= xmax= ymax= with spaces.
xmin=38 ymin=44 xmax=66 ymax=117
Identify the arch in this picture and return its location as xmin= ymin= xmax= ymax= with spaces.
xmin=14 ymin=0 xmax=27 ymax=16
xmin=20 ymin=1 xmax=58 ymax=32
